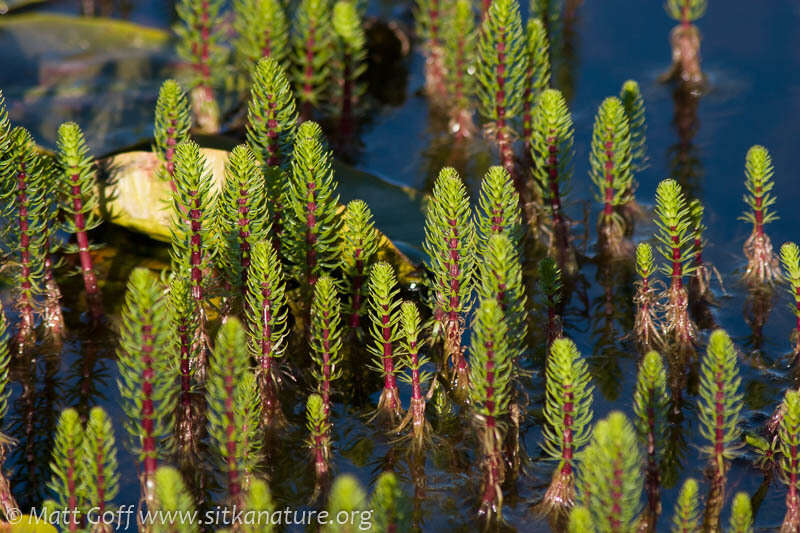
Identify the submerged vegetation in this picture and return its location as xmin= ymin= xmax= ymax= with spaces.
xmin=1 ymin=0 xmax=800 ymax=531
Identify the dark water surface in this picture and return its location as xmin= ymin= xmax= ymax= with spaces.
xmin=1 ymin=0 xmax=800 ymax=531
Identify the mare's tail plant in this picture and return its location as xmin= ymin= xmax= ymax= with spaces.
xmin=233 ymin=0 xmax=290 ymax=75
xmin=216 ymin=144 xmax=270 ymax=302
xmin=246 ymin=56 xmax=297 ymax=249
xmin=48 ymin=408 xmax=85 ymax=531
xmin=323 ymin=475 xmax=369 ymax=532
xmin=292 ymin=0 xmax=334 ymax=119
xmin=470 ymin=298 xmax=513 ymax=521
xmin=442 ymin=0 xmax=476 ymax=138
xmin=530 ymin=88 xmax=575 ymax=269
xmin=207 ymin=318 xmax=259 ymax=505
xmin=780 ymin=242 xmax=800 ymax=360
xmin=633 ymin=351 xmax=670 ymax=531
xmin=246 ymin=240 xmax=289 ymax=427
xmin=306 ymin=393 xmax=331 ymax=488
xmin=414 ymin=0 xmax=447 ymax=103
xmin=367 ymin=262 xmax=403 ymax=421
xmin=539 ymin=257 xmax=564 ymax=348
xmin=331 ymin=1 xmax=367 ymax=141
xmin=152 ymin=466 xmax=199 ymax=533
xmin=39 ymin=154 xmax=65 ymax=341
xmin=153 ymin=80 xmax=191 ymax=191
xmin=634 ymin=243 xmax=662 ymax=351
xmin=698 ymin=329 xmax=744 ymax=531
xmin=576 ymin=412 xmax=643 ymax=532
xmin=567 ymin=506 xmax=593 ymax=533
xmin=475 ymin=0 xmax=527 ymax=181
xmin=423 ymin=167 xmax=475 ymax=394
xmin=371 ymin=471 xmax=412 ymax=532
xmin=0 ymin=308 xmax=16 ymax=519
xmin=56 ymin=122 xmax=103 ymax=320
xmin=310 ymin=276 xmax=344 ymax=428
xmin=0 ymin=90 xmax=8 ymax=152
xmin=729 ymin=493 xmax=754 ymax=533
xmin=83 ymin=406 xmax=120 ymax=527
xmin=116 ymin=268 xmax=177 ymax=507
xmin=475 ymin=166 xmax=523 ymax=252
xmin=671 ymin=478 xmax=701 ymax=532
xmin=779 ymin=389 xmax=800 ymax=532
xmin=174 ymin=0 xmax=226 ymax=132
xmin=740 ymin=145 xmax=781 ymax=287
xmin=620 ymin=80 xmax=648 ymax=172
xmin=342 ymin=199 xmax=379 ymax=332
xmin=397 ymin=301 xmax=431 ymax=446
xmin=654 ymin=178 xmax=696 ymax=351
xmin=589 ymin=96 xmax=633 ymax=256
xmin=688 ymin=198 xmax=717 ymax=303
xmin=541 ymin=337 xmax=593 ymax=517
xmin=664 ymin=0 xmax=706 ymax=85
xmin=170 ymin=140 xmax=217 ymax=374
xmin=284 ymin=121 xmax=342 ymax=301
xmin=232 ymin=371 xmax=263 ymax=492
xmin=0 ymin=127 xmax=48 ymax=346
xmin=522 ymin=18 xmax=551 ymax=152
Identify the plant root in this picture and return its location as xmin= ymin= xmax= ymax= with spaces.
xmin=743 ymin=231 xmax=781 ymax=287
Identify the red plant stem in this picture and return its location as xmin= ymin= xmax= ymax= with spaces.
xmin=713 ymin=371 xmax=725 ymax=472
xmin=609 ymin=455 xmax=624 ymax=530
xmin=444 ymin=218 xmax=467 ymax=375
xmin=165 ymin=121 xmax=178 ymax=192
xmin=178 ymin=324 xmax=191 ymax=410
xmin=66 ymin=447 xmax=79 ymax=531
xmin=14 ymin=161 xmax=36 ymax=339
xmin=302 ymin=26 xmax=317 ymax=119
xmin=409 ymin=341 xmax=423 ymax=405
xmin=349 ymin=253 xmax=364 ymax=328
xmin=94 ymin=442 xmax=106 ymax=517
xmin=754 ymin=185 xmax=764 ymax=236
xmin=603 ymin=139 xmax=615 ymax=219
xmin=480 ymin=340 xmax=500 ymax=510
xmin=380 ymin=308 xmax=399 ymax=409
xmin=694 ymin=236 xmax=703 ymax=268
xmin=670 ymin=229 xmax=683 ymax=290
xmin=140 ymin=325 xmax=158 ymax=491
xmin=494 ymin=37 xmax=516 ymax=185
xmin=237 ymin=191 xmax=252 ymax=293
xmin=223 ymin=359 xmax=241 ymax=500
xmin=560 ymin=388 xmax=574 ymax=476
xmin=191 ymin=1 xmax=213 ymax=94
xmin=795 ymin=287 xmax=800 ymax=350
xmin=481 ymin=0 xmax=491 ymax=16
xmin=261 ymin=30 xmax=272 ymax=58
xmin=305 ymin=182 xmax=319 ymax=288
xmin=320 ymin=315 xmax=333 ymax=420
xmin=313 ymin=430 xmax=328 ymax=478
xmin=189 ymin=196 xmax=205 ymax=303
xmin=426 ymin=0 xmax=445 ymax=97
xmin=645 ymin=392 xmax=660 ymax=521
xmin=69 ymin=172 xmax=101 ymax=306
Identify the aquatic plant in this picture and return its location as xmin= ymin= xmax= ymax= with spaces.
xmin=216 ymin=144 xmax=270 ymax=300
xmin=246 ymin=57 xmax=297 ymax=247
xmin=671 ymin=478 xmax=701 ymax=532
xmin=371 ymin=471 xmax=412 ymax=532
xmin=634 ymin=243 xmax=662 ymax=351
xmin=284 ymin=121 xmax=342 ymax=297
xmin=174 ymin=0 xmax=226 ymax=132
xmin=541 ymin=337 xmax=594 ymax=517
xmin=367 ymin=262 xmax=403 ymax=421
xmin=530 ymin=88 xmax=574 ymax=267
xmin=0 ymin=308 xmax=15 ymax=520
xmin=414 ymin=0 xmax=447 ymax=102
xmin=687 ymin=198 xmax=715 ymax=302
xmin=311 ymin=275 xmax=344 ymax=426
xmin=653 ymin=178 xmax=696 ymax=350
xmin=116 ymin=268 xmax=177 ymax=506
xmin=475 ymin=166 xmax=523 ymax=252
xmin=741 ymin=145 xmax=781 ymax=287
xmin=240 ymin=479 xmax=275 ymax=533
xmin=246 ymin=240 xmax=289 ymax=427
xmin=233 ymin=0 xmax=290 ymax=74
xmin=697 ymin=329 xmax=743 ymax=530
xmin=779 ymin=389 xmax=800 ymax=532
xmin=82 ymin=406 xmax=120 ymax=524
xmin=153 ymin=79 xmax=191 ymax=191
xmin=475 ymin=0 xmax=527 ymax=179
xmin=152 ymin=466 xmax=199 ymax=533
xmin=39 ymin=154 xmax=66 ymax=341
xmin=423 ymin=167 xmax=475 ymax=393
xmin=306 ymin=393 xmax=331 ymax=485
xmin=567 ymin=506 xmax=593 ymax=533
xmin=620 ymin=79 xmax=648 ymax=172
xmin=397 ymin=301 xmax=431 ymax=446
xmin=323 ymin=475 xmax=369 ymax=533
xmin=780 ymin=242 xmax=800 ymax=359
xmin=664 ymin=0 xmax=706 ymax=85
xmin=442 ymin=0 xmax=476 ymax=137
xmin=291 ymin=0 xmax=334 ymax=118
xmin=171 ymin=141 xmax=217 ymax=371
xmin=56 ymin=122 xmax=103 ymax=319
xmin=0 ymin=127 xmax=48 ymax=345
xmin=207 ymin=318 xmax=257 ymax=504
xmin=539 ymin=256 xmax=564 ymax=347
xmin=0 ymin=90 xmax=8 ymax=152
xmin=576 ymin=411 xmax=643 ymax=532
xmin=729 ymin=492 xmax=754 ymax=533
xmin=589 ymin=96 xmax=633 ymax=256
xmin=469 ymin=298 xmax=513 ymax=520
xmin=48 ymin=408 xmax=84 ymax=531
xmin=331 ymin=1 xmax=367 ymax=140
xmin=341 ymin=199 xmax=379 ymax=331
xmin=633 ymin=350 xmax=670 ymax=529
xmin=233 ymin=371 xmax=263 ymax=491
xmin=522 ymin=18 xmax=551 ymax=150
